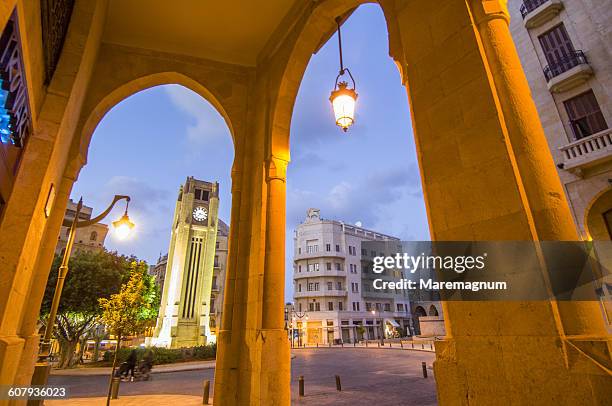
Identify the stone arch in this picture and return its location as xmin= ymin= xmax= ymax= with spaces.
xmin=268 ymin=0 xmax=402 ymax=161
xmin=75 ymin=71 xmax=236 ymax=168
xmin=584 ymin=187 xmax=612 ymax=240
xmin=428 ymin=305 xmax=439 ymax=317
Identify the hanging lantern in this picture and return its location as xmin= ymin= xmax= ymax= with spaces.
xmin=329 ymin=16 xmax=358 ymax=132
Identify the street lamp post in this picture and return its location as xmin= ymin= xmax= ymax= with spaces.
xmin=289 ymin=310 xmax=308 ymax=348
xmin=32 ymin=195 xmax=134 ymax=389
xmin=371 ymin=309 xmax=384 ymax=346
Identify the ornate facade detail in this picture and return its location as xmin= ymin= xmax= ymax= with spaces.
xmin=40 ymin=0 xmax=75 ymax=84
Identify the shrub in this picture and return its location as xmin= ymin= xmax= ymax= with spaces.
xmin=102 ymin=342 xmax=216 ymax=365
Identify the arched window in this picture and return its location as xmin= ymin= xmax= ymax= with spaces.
xmin=90 ymin=231 xmax=97 ymax=241
xmin=428 ymin=305 xmax=439 ymax=317
xmin=414 ymin=306 xmax=427 ymax=318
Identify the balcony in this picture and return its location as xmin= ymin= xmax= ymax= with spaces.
xmin=294 ymin=290 xmax=348 ymax=299
xmin=520 ymin=0 xmax=564 ymax=28
xmin=294 ymin=251 xmax=345 ymax=261
xmin=294 ymin=269 xmax=346 ymax=279
xmin=543 ymin=51 xmax=592 ymax=93
xmin=559 ymin=129 xmax=612 ymax=173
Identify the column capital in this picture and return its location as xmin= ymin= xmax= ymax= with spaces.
xmin=266 ymin=156 xmax=289 ymax=182
xmin=470 ymin=0 xmax=510 ymax=25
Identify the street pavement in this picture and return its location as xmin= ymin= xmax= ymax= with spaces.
xmin=48 ymin=348 xmax=437 ymax=405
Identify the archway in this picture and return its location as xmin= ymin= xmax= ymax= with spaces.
xmin=36 ymin=80 xmax=234 ymax=393
xmin=261 ymin=0 xmax=610 ymax=404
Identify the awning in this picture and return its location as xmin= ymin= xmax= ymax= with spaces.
xmin=385 ymin=318 xmax=400 ymax=327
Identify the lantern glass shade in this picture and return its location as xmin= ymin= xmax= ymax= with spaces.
xmin=330 ymin=82 xmax=357 ymax=132
xmin=112 ymin=213 xmax=135 ymax=239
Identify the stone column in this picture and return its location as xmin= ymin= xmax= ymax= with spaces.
xmin=214 ymin=164 xmax=243 ymax=403
xmin=468 ymin=0 xmax=607 ymax=338
xmin=259 ymin=156 xmax=290 ymax=405
xmin=389 ymin=0 xmax=610 ymax=404
xmin=13 ymin=174 xmax=76 ymax=388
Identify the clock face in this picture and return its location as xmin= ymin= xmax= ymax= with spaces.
xmin=192 ymin=206 xmax=208 ymax=222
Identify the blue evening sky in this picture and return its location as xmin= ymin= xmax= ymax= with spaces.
xmin=71 ymin=4 xmax=429 ymax=300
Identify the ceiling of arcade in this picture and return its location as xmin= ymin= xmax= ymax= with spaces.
xmin=102 ymin=0 xmax=302 ymax=66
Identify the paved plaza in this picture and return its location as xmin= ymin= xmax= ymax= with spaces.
xmin=48 ymin=348 xmax=437 ymax=405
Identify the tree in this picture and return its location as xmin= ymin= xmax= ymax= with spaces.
xmin=99 ymin=262 xmax=159 ymax=370
xmin=40 ymin=250 xmax=136 ymax=368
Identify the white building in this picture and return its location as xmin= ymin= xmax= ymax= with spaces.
xmin=509 ymin=0 xmax=611 ymax=326
xmin=292 ymin=208 xmax=442 ymax=345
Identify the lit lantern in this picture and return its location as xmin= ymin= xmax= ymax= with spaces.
xmin=112 ymin=206 xmax=135 ymax=239
xmin=329 ymin=16 xmax=358 ymax=132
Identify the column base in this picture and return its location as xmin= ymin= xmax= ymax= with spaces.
xmin=0 ymin=335 xmax=25 ymax=385
xmin=434 ymin=336 xmax=612 ymax=405
xmin=214 ymin=328 xmax=290 ymax=406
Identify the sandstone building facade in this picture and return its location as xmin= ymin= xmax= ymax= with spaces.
xmin=54 ymin=199 xmax=108 ymax=255
xmin=508 ymin=0 xmax=612 ymax=326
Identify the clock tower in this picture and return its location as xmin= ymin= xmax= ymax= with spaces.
xmin=151 ymin=177 xmax=221 ymax=348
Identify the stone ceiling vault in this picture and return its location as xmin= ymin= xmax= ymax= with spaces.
xmin=103 ymin=0 xmax=301 ymax=67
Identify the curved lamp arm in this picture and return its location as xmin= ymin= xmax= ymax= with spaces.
xmin=76 ymin=195 xmax=131 ymax=228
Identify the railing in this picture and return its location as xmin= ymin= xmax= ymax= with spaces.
xmin=294 ymin=290 xmax=348 ymax=298
xmin=543 ymin=50 xmax=588 ymax=81
xmin=560 ymin=129 xmax=612 ymax=168
xmin=520 ymin=0 xmax=549 ymax=18
xmin=40 ymin=0 xmax=76 ymax=84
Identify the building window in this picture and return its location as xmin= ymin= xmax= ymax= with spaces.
xmin=298 ymin=247 xmax=301 ymax=254
xmin=328 ymin=302 xmax=334 ymax=311
xmin=366 ymin=302 xmax=372 ymax=311
xmin=352 ymin=302 xmax=360 ymax=311
xmin=214 ymin=255 xmax=219 ymax=267
xmin=326 ymin=243 xmax=331 ymax=252
xmin=351 ymin=282 xmax=359 ymax=293
xmin=326 ymin=262 xmax=332 ymax=270
xmin=361 ymin=248 xmax=367 ymax=256
xmin=348 ymin=246 xmax=356 ymax=255
xmin=327 ymin=282 xmax=333 ymax=290
xmin=212 ymin=276 xmax=217 ymax=290
xmin=299 ymin=303 xmax=302 ymax=312
xmin=309 ymin=302 xmax=314 ymax=311
xmin=306 ymin=241 xmax=319 ymax=253
xmin=315 ymin=302 xmax=321 ymax=311
xmin=90 ymin=231 xmax=97 ymax=241
xmin=397 ymin=303 xmax=404 ymax=312
xmin=564 ymin=90 xmax=608 ymax=140
xmin=298 ymin=265 xmax=302 ymax=272
xmin=338 ymin=302 xmax=343 ymax=311
xmin=384 ymin=303 xmax=391 ymax=312
xmin=538 ymin=24 xmax=585 ymax=81
xmin=335 ymin=263 xmax=341 ymax=271
xmin=298 ymin=284 xmax=302 ymax=292
xmin=336 ymin=281 xmax=342 ymax=290
xmin=335 ymin=244 xmax=340 ymax=252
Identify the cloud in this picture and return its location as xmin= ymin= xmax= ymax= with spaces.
xmin=104 ymin=176 xmax=170 ymax=215
xmin=164 ymin=85 xmax=229 ymax=144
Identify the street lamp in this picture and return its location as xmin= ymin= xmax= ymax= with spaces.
xmin=329 ymin=16 xmax=358 ymax=132
xmin=371 ymin=309 xmax=385 ymax=346
xmin=33 ymin=195 xmax=134 ymax=387
xmin=289 ymin=310 xmax=308 ymax=348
